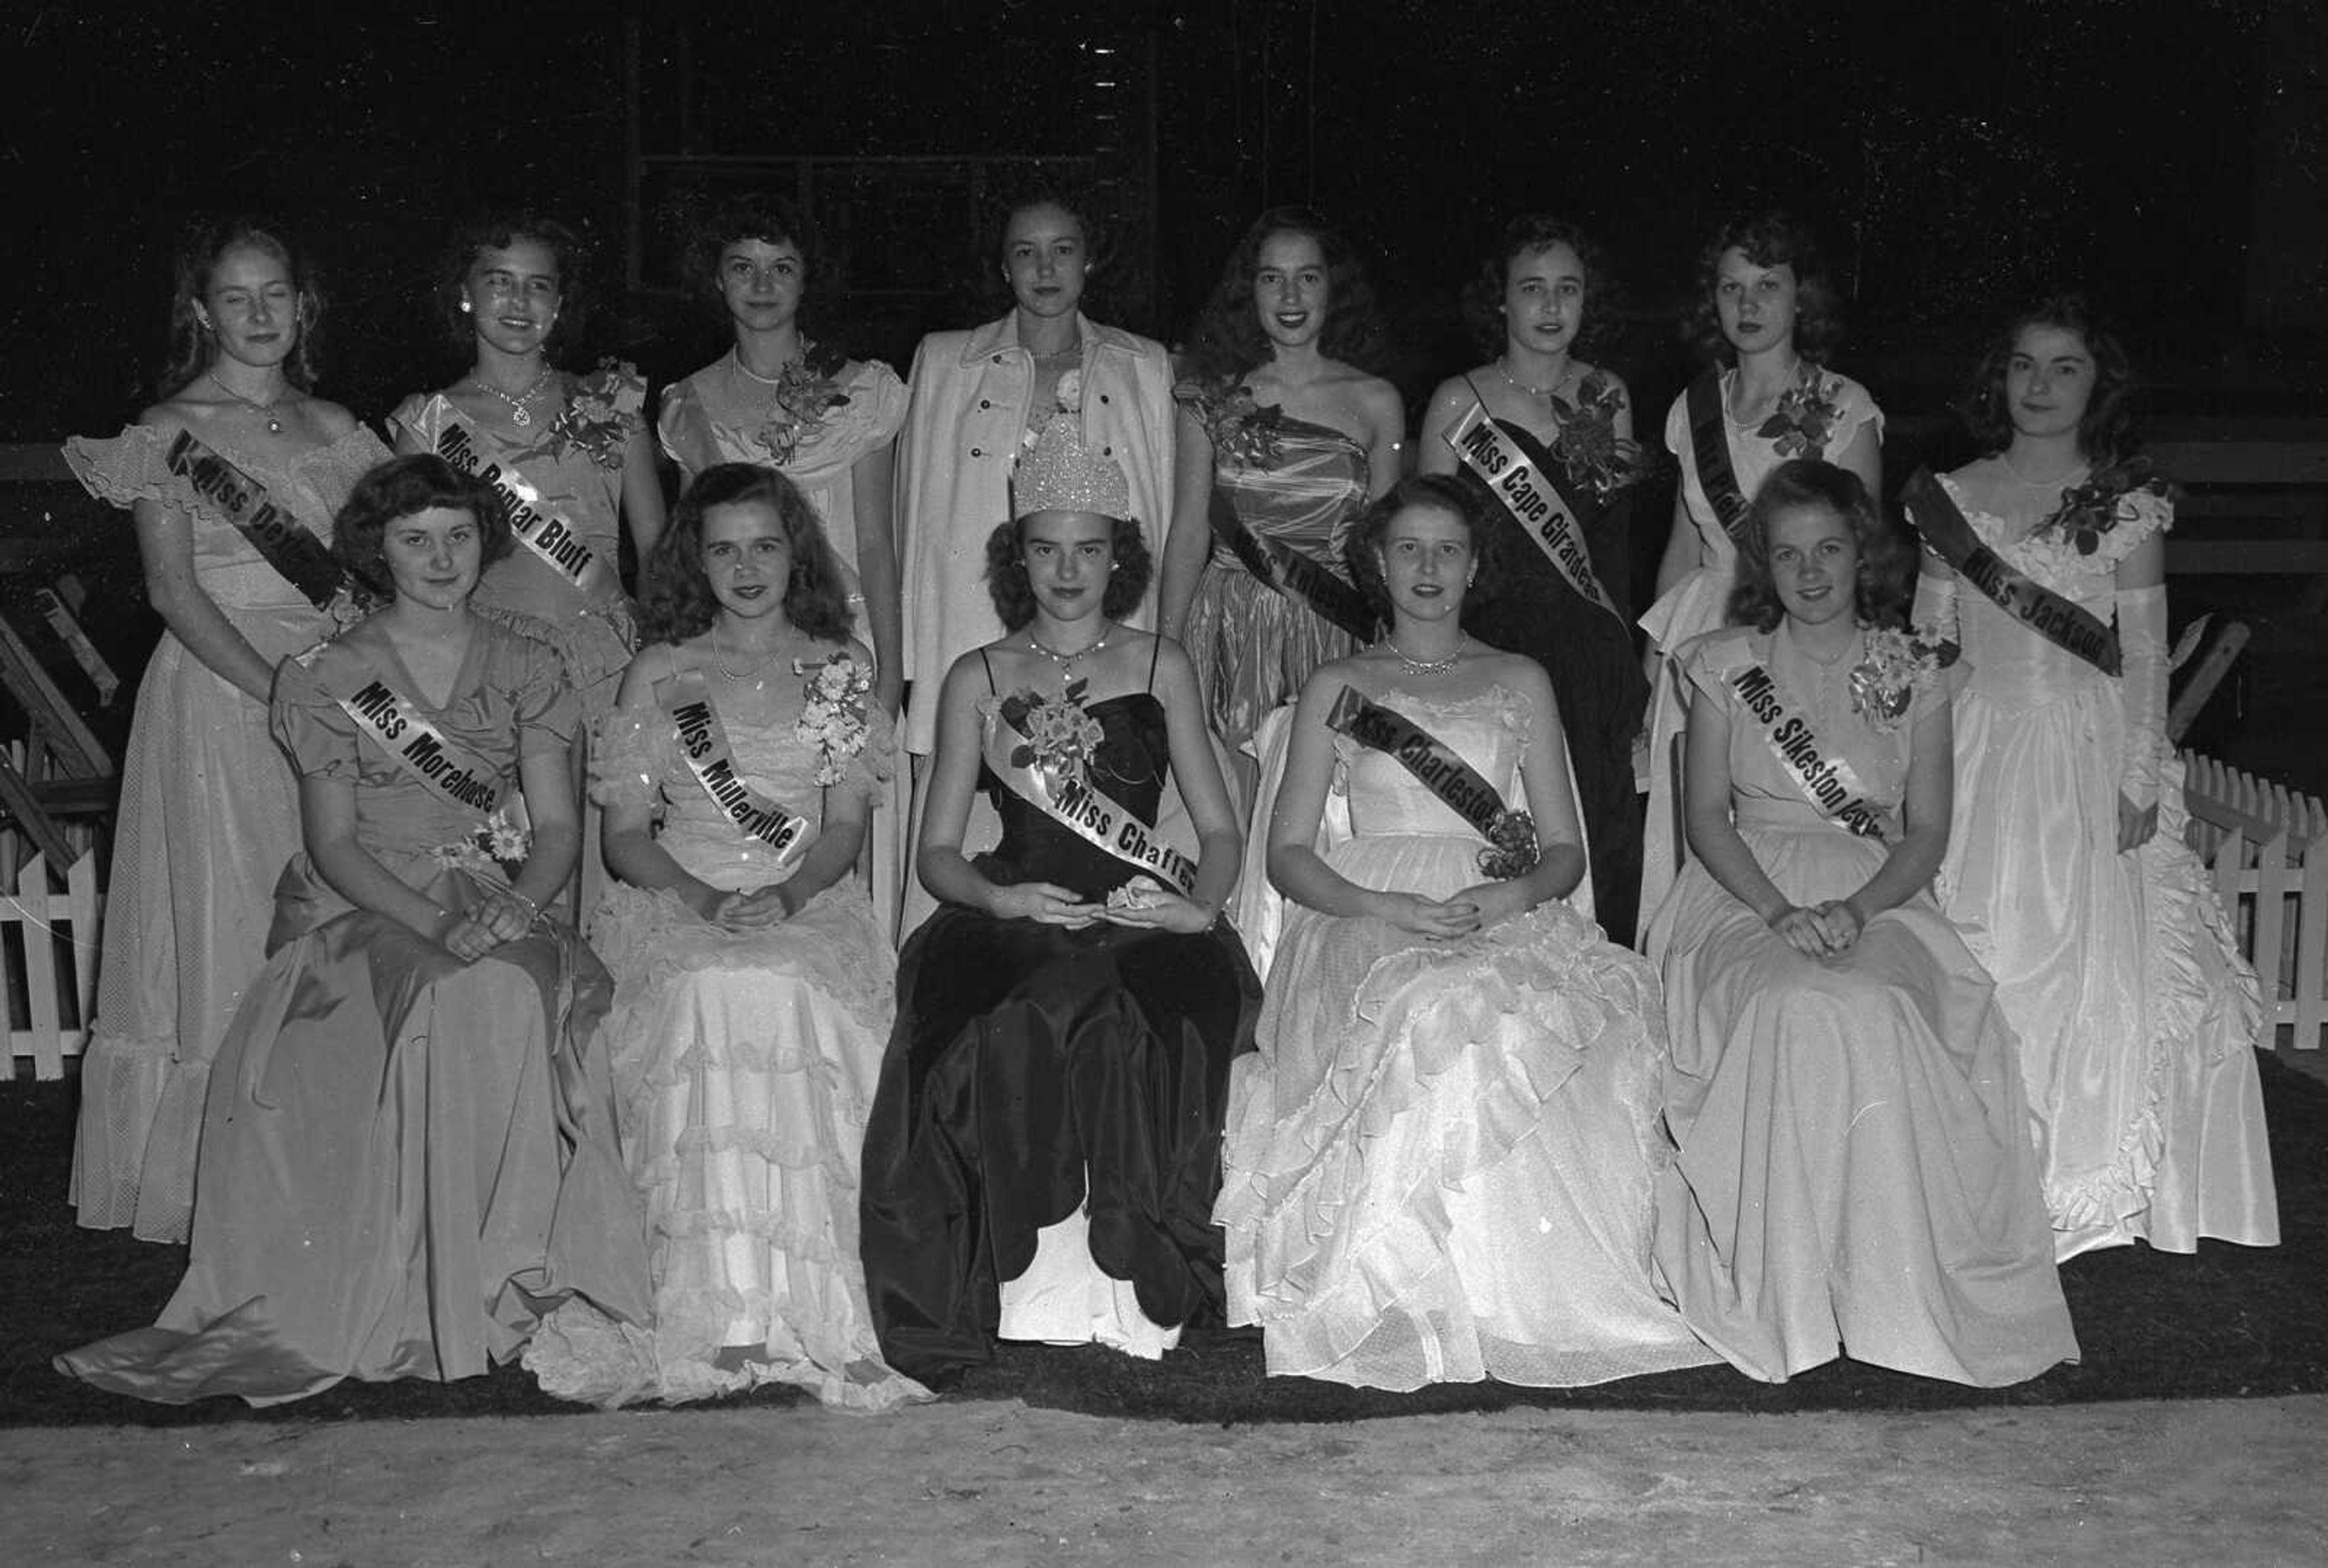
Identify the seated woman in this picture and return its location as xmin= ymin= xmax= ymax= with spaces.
xmin=858 ymin=417 xmax=1260 ymax=1384
xmin=1216 ymin=475 xmax=1716 ymax=1392
xmin=57 ymin=455 xmax=649 ymax=1406
xmin=1644 ymin=459 xmax=2077 ymax=1387
xmin=521 ymin=464 xmax=926 ymax=1411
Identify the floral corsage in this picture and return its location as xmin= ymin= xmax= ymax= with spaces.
xmin=1105 ymin=875 xmax=1165 ymax=912
xmin=1001 ymin=678 xmax=1106 ymax=782
xmin=432 ymin=804 xmax=532 ymax=879
xmin=748 ymin=350 xmax=852 ymax=465
xmin=1847 ymin=626 xmax=1961 ymax=733
xmin=1548 ymin=369 xmax=1648 ymax=499
xmin=1756 ymin=365 xmax=1844 ymax=459
xmin=794 ymin=651 xmax=875 ymax=786
xmin=2035 ymin=456 xmax=2176 ymax=556
xmin=1477 ymin=809 xmax=1541 ymax=881
xmin=547 ymin=359 xmax=646 ymax=470
xmin=1176 ymin=378 xmax=1286 ymax=470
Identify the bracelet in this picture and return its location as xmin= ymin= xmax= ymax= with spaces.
xmin=507 ymin=889 xmax=543 ymax=922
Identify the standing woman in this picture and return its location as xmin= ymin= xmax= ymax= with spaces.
xmin=1638 ymin=215 xmax=1882 ymax=915
xmin=390 ymin=215 xmax=663 ymax=719
xmin=1912 ymin=298 xmax=2276 ymax=1258
xmin=894 ymin=190 xmax=1175 ymax=764
xmin=1160 ymin=207 xmax=1403 ymax=787
xmin=62 ymin=218 xmax=391 ymax=1242
xmin=657 ymin=195 xmax=905 ymax=712
xmin=1420 ymin=216 xmax=1651 ymax=940
xmin=861 ymin=418 xmax=1258 ymax=1384
xmin=58 ymin=455 xmax=648 ymax=1405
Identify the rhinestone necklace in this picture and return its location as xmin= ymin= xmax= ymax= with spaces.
xmin=1385 ymin=635 xmax=1467 ymax=676
xmin=1027 ymin=622 xmax=1111 ymax=669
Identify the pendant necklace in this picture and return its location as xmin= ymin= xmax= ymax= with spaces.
xmin=207 ymin=372 xmax=287 ymax=435
xmin=1028 ymin=621 xmax=1111 ymax=670
xmin=472 ymin=364 xmax=555 ymax=428
xmin=1386 ymin=635 xmax=1467 ymax=676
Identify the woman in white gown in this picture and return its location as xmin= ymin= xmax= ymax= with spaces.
xmin=1639 ymin=215 xmax=1883 ymax=915
xmin=1217 ymin=475 xmax=1716 ymax=1392
xmin=523 ymin=464 xmax=927 ymax=1411
xmin=1647 ymin=459 xmax=2076 ymax=1386
xmin=1910 ymin=297 xmax=2277 ymax=1259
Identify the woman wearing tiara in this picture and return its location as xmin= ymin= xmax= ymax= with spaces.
xmin=390 ymin=214 xmax=663 ymax=719
xmin=62 ymin=217 xmax=390 ymax=1243
xmin=894 ymin=188 xmax=1175 ymax=766
xmin=861 ymin=416 xmax=1258 ymax=1383
xmin=1419 ymin=215 xmax=1650 ymax=941
xmin=1217 ymin=475 xmax=1714 ymax=1392
xmin=523 ymin=463 xmax=926 ymax=1412
xmin=1160 ymin=207 xmax=1402 ymax=790
xmin=1913 ymin=298 xmax=2276 ymax=1259
xmin=1646 ymin=459 xmax=2075 ymax=1386
xmin=58 ymin=455 xmax=647 ymax=1406
xmin=1638 ymin=214 xmax=1882 ymax=915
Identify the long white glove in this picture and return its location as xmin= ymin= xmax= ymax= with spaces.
xmin=2116 ymin=583 xmax=2169 ymax=809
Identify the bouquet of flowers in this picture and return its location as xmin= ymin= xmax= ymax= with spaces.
xmin=749 ymin=355 xmax=852 ymax=465
xmin=1177 ymin=378 xmax=1286 ymax=470
xmin=1756 ymin=365 xmax=1844 ymax=459
xmin=1476 ymin=809 xmax=1540 ymax=881
xmin=547 ymin=360 xmax=646 ymax=470
xmin=793 ymin=651 xmax=875 ymax=786
xmin=1848 ymin=626 xmax=1961 ymax=733
xmin=1548 ymin=369 xmax=1648 ymax=499
xmin=432 ymin=804 xmax=532 ymax=879
xmin=2035 ymin=456 xmax=2176 ymax=556
xmin=1000 ymin=678 xmax=1107 ymax=782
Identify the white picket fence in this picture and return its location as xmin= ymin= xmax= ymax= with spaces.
xmin=2182 ymin=751 xmax=2328 ymax=1056
xmin=0 ymin=849 xmax=102 ymax=1080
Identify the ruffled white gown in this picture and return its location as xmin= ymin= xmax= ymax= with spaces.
xmin=1216 ymin=684 xmax=1717 ymax=1390
xmin=523 ymin=669 xmax=928 ymax=1411
xmin=1935 ymin=473 xmax=2278 ymax=1259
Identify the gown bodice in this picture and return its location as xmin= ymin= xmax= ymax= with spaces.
xmin=978 ymin=693 xmax=1170 ymax=900
xmin=1336 ymin=685 xmax=1528 ymax=842
xmin=1202 ymin=408 xmax=1371 ymax=570
xmin=1939 ymin=472 xmax=2166 ymax=718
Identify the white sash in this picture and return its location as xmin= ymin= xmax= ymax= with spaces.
xmin=339 ymin=676 xmax=513 ymax=818
xmin=433 ymin=415 xmax=615 ymax=599
xmin=660 ymin=669 xmax=811 ymax=861
xmin=982 ymin=712 xmax=1199 ymax=898
xmin=1725 ymin=662 xmax=1892 ymax=841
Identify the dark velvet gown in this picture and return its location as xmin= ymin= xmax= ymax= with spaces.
xmin=860 ymin=694 xmax=1260 ymax=1382
xmin=1458 ymin=418 xmax=1648 ymax=943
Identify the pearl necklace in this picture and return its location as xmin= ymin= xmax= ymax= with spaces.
xmin=470 ymin=364 xmax=555 ymax=427
xmin=1385 ymin=635 xmax=1467 ymax=676
xmin=1495 ymin=356 xmax=1567 ymax=401
xmin=729 ymin=343 xmax=814 ymax=388
xmin=207 ymin=372 xmax=287 ymax=435
xmin=1027 ymin=622 xmax=1111 ymax=669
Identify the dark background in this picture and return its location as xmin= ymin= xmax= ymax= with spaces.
xmin=10 ymin=0 xmax=2325 ymax=439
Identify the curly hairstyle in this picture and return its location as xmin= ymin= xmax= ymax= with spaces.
xmin=982 ymin=515 xmax=1152 ymax=632
xmin=1685 ymin=212 xmax=1847 ymax=367
xmin=1183 ymin=206 xmax=1390 ymax=381
xmin=1346 ymin=473 xmax=1498 ymax=623
xmin=681 ymin=192 xmax=834 ymax=342
xmin=160 ymin=217 xmax=324 ymax=398
xmin=333 ymin=454 xmax=512 ymax=609
xmin=977 ymin=182 xmax=1116 ymax=319
xmin=1725 ymin=459 xmax=1910 ymax=633
xmin=436 ymin=213 xmax=589 ymax=361
xmin=1461 ymin=214 xmax=1613 ymax=358
xmin=1959 ymin=294 xmax=2137 ymax=462
xmin=639 ymin=463 xmax=855 ymax=646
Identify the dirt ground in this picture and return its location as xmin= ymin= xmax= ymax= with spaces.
xmin=5 ymin=1395 xmax=2324 ymax=1567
